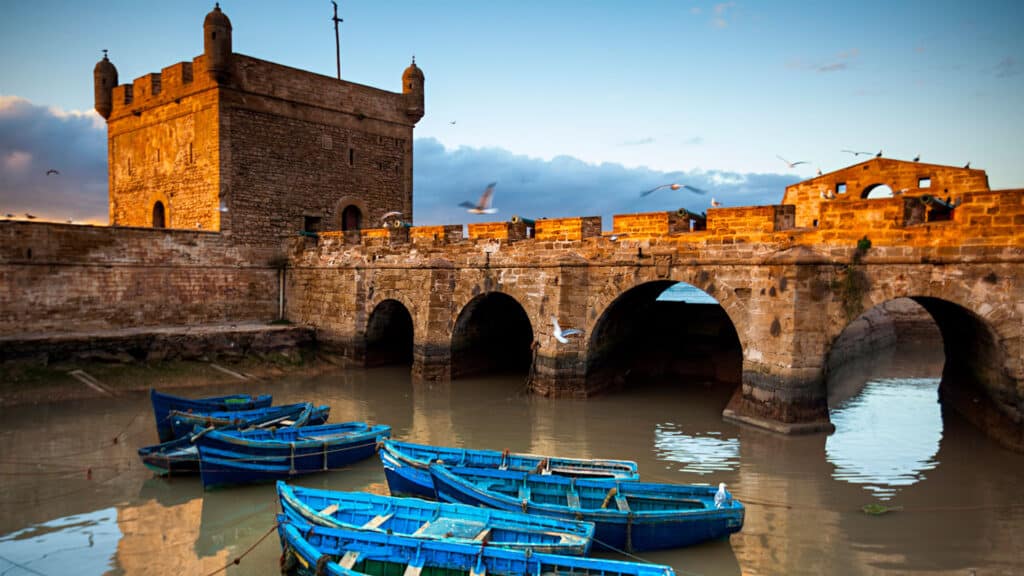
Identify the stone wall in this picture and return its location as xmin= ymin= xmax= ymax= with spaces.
xmin=0 ymin=221 xmax=279 ymax=336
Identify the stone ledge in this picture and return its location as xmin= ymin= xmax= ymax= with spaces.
xmin=722 ymin=408 xmax=836 ymax=435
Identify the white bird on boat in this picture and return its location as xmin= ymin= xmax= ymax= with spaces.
xmin=551 ymin=316 xmax=583 ymax=344
xmin=459 ymin=182 xmax=498 ymax=215
xmin=714 ymin=482 xmax=730 ymax=508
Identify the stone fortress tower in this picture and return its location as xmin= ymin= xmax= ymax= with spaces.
xmin=93 ymin=4 xmax=424 ymax=247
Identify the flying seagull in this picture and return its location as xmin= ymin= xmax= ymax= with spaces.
xmin=381 ymin=211 xmax=403 ymax=223
xmin=45 ymin=169 xmax=60 ymax=175
xmin=551 ymin=316 xmax=583 ymax=344
xmin=449 ymin=120 xmax=456 ymax=125
xmin=841 ymin=149 xmax=872 ymax=157
xmin=776 ymin=155 xmax=807 ymax=168
xmin=710 ymin=198 xmax=722 ymax=208
xmin=640 ymin=183 xmax=706 ymax=197
xmin=459 ymin=182 xmax=497 ymax=214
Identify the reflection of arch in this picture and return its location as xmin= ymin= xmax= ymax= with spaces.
xmin=862 ymin=183 xmax=894 ymax=199
xmin=366 ymin=299 xmax=414 ymax=367
xmin=451 ymin=292 xmax=533 ymax=379
xmin=586 ymin=280 xmax=742 ymax=394
xmin=152 ymin=201 xmax=166 ymax=228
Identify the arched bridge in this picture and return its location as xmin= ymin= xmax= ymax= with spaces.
xmin=286 ymin=160 xmax=1024 ymax=452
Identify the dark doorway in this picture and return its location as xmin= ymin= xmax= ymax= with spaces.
xmin=152 ymin=201 xmax=166 ymax=228
xmin=451 ymin=292 xmax=533 ymax=379
xmin=341 ymin=205 xmax=362 ymax=231
xmin=365 ymin=300 xmax=414 ymax=367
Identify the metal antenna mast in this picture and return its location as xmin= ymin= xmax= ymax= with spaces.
xmin=331 ymin=1 xmax=343 ymax=79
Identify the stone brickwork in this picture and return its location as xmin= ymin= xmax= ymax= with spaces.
xmin=0 ymin=221 xmax=279 ymax=335
xmin=99 ymin=6 xmax=422 ymax=248
xmin=783 ymin=158 xmax=990 ymax=228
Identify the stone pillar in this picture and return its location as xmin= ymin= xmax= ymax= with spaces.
xmin=531 ymin=255 xmax=589 ymax=397
xmin=412 ymin=259 xmax=455 ymax=382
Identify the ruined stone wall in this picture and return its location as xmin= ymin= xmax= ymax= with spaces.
xmin=107 ymin=59 xmax=221 ymax=231
xmin=0 ymin=221 xmax=278 ymax=335
xmin=783 ymin=158 xmax=990 ymax=228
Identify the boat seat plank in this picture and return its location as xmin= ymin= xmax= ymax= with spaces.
xmin=615 ymin=494 xmax=630 ymax=512
xmin=473 ymin=527 xmax=491 ymax=542
xmin=567 ymin=491 xmax=581 ymax=508
xmin=404 ymin=562 xmax=423 ymax=576
xmin=339 ymin=551 xmax=360 ymax=569
xmin=411 ymin=521 xmax=432 ymax=536
xmin=518 ymin=485 xmax=531 ymax=501
xmin=361 ymin=512 xmax=393 ymax=530
xmin=319 ymin=503 xmax=339 ymax=516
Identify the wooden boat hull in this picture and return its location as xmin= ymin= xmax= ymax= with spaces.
xmin=168 ymin=403 xmax=330 ymax=439
xmin=379 ymin=439 xmax=639 ymax=499
xmin=277 ymin=516 xmax=676 ymax=576
xmin=151 ymin=388 xmax=272 ymax=442
xmin=430 ymin=465 xmax=745 ymax=552
xmin=277 ymin=482 xmax=595 ymax=555
xmin=137 ymin=435 xmax=199 ymax=476
xmin=196 ymin=422 xmax=390 ymax=488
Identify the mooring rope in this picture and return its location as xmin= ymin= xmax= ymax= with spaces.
xmin=200 ymin=521 xmax=279 ymax=576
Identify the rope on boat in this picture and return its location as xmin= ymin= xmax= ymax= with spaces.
xmin=201 ymin=520 xmax=279 ymax=576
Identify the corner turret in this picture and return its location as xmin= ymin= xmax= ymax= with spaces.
xmin=203 ymin=3 xmax=232 ymax=82
xmin=93 ymin=51 xmax=118 ymax=120
xmin=402 ymin=57 xmax=424 ymax=123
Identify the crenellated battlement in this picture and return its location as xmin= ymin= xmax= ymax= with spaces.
xmin=109 ymin=58 xmax=212 ymax=118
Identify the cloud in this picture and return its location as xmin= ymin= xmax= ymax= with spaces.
xmin=994 ymin=56 xmax=1020 ymax=78
xmin=712 ymin=2 xmax=735 ymax=28
xmin=412 ymin=138 xmax=798 ymax=229
xmin=787 ymin=48 xmax=860 ymax=73
xmin=0 ymin=96 xmax=108 ymax=223
xmin=619 ymin=137 xmax=655 ymax=147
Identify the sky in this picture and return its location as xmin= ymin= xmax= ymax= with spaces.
xmin=1 ymin=0 xmax=1021 ymax=225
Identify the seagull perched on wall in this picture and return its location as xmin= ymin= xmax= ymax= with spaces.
xmin=3 ymin=213 xmax=13 ymax=219
xmin=45 ymin=169 xmax=59 ymax=175
xmin=710 ymin=198 xmax=722 ymax=208
xmin=964 ymin=161 xmax=971 ymax=169
xmin=640 ymin=183 xmax=706 ymax=197
xmin=776 ymin=155 xmax=807 ymax=169
xmin=913 ymin=154 xmax=920 ymax=162
xmin=841 ymin=149 xmax=872 ymax=157
xmin=875 ymin=150 xmax=883 ymax=158
xmin=820 ymin=190 xmax=836 ymax=200
xmin=551 ymin=316 xmax=583 ymax=344
xmin=459 ymin=182 xmax=497 ymax=214
xmin=24 ymin=213 xmax=36 ymax=219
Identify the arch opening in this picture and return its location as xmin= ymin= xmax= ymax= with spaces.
xmin=365 ymin=299 xmax=413 ymax=368
xmin=863 ymin=183 xmax=894 ymax=199
xmin=586 ymin=281 xmax=742 ymax=398
xmin=451 ymin=292 xmax=533 ymax=379
xmin=825 ymin=295 xmax=1017 ymax=491
xmin=152 ymin=201 xmax=166 ymax=228
xmin=341 ymin=205 xmax=362 ymax=231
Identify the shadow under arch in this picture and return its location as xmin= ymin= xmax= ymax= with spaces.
xmin=451 ymin=291 xmax=533 ymax=379
xmin=585 ymin=280 xmax=742 ymax=397
xmin=365 ymin=299 xmax=413 ymax=367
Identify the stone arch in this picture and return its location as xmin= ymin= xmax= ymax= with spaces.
xmin=584 ymin=277 xmax=744 ymax=395
xmin=862 ymin=183 xmax=894 ymax=199
xmin=824 ymin=271 xmax=1022 ymax=449
xmin=450 ymin=291 xmax=534 ymax=379
xmin=149 ymin=191 xmax=171 ymax=228
xmin=365 ymin=298 xmax=414 ymax=367
xmin=335 ymin=197 xmax=368 ymax=231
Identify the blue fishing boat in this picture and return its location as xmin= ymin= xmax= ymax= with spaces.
xmin=277 ymin=516 xmax=676 ymax=576
xmin=379 ymin=438 xmax=639 ymax=499
xmin=139 ymin=403 xmax=328 ymax=476
xmin=430 ymin=465 xmax=745 ymax=552
xmin=196 ymin=422 xmax=391 ymax=488
xmin=168 ymin=402 xmax=330 ymax=439
xmin=151 ymin=388 xmax=272 ymax=442
xmin=277 ymin=481 xmax=594 ymax=555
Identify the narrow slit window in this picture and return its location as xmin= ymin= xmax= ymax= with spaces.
xmin=348 ymin=148 xmax=354 ymax=166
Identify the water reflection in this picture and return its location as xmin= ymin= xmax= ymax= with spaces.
xmin=0 ymin=508 xmax=120 ymax=575
xmin=653 ymin=424 xmax=740 ymax=475
xmin=827 ymin=378 xmax=941 ymax=499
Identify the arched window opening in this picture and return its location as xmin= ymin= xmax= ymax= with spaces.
xmin=152 ymin=201 xmax=166 ymax=228
xmin=341 ymin=205 xmax=362 ymax=231
xmin=863 ymin=184 xmax=894 ymax=199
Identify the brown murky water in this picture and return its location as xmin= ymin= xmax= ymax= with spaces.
xmin=2 ymin=341 xmax=1023 ymax=575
